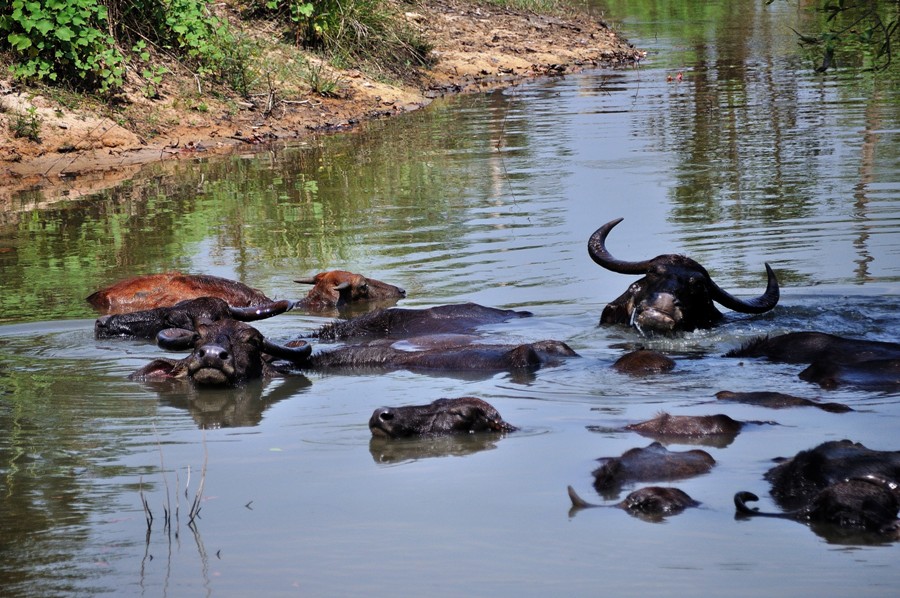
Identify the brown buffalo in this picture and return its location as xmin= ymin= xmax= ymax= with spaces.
xmin=612 ymin=349 xmax=676 ymax=375
xmin=95 ymin=296 xmax=295 ymax=339
xmin=568 ymin=485 xmax=699 ymax=521
xmin=88 ymin=269 xmax=404 ymax=314
xmin=588 ymin=218 xmax=779 ymax=333
xmin=591 ymin=442 xmax=716 ymax=497
xmin=369 ymin=397 xmax=517 ymax=438
xmin=129 ymin=318 xmax=312 ymax=386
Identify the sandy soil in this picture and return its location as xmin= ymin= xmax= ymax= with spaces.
xmin=0 ymin=0 xmax=642 ymax=202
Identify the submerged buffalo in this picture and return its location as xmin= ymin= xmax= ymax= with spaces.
xmin=88 ymin=269 xmax=404 ymax=314
xmin=369 ymin=397 xmax=517 ymax=438
xmin=625 ymin=412 xmax=745 ymax=439
xmin=763 ymin=440 xmax=900 ymax=511
xmin=591 ymin=442 xmax=716 ymax=497
xmin=734 ymin=477 xmax=900 ymax=537
xmin=129 ymin=318 xmax=312 ymax=386
xmin=726 ymin=332 xmax=900 ymax=390
xmin=612 ymin=349 xmax=676 ymax=375
xmin=715 ymin=390 xmax=853 ymax=413
xmin=568 ymin=485 xmax=700 ymax=521
xmin=304 ymin=339 xmax=578 ymax=374
xmin=95 ymin=296 xmax=295 ymax=339
xmin=726 ymin=331 xmax=900 ymax=365
xmin=588 ymin=218 xmax=779 ymax=333
xmin=314 ymin=302 xmax=532 ymax=342
xmin=733 ymin=440 xmax=900 ymax=539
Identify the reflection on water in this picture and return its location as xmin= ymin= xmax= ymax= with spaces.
xmin=1 ymin=0 xmax=900 ymax=595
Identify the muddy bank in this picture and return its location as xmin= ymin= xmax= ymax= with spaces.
xmin=0 ymin=0 xmax=642 ymax=203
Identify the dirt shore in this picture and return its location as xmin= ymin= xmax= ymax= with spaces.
xmin=0 ymin=0 xmax=642 ymax=202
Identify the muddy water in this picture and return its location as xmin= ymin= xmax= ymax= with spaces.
xmin=2 ymin=1 xmax=900 ymax=596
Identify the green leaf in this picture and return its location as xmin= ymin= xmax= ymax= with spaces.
xmin=7 ymin=33 xmax=32 ymax=51
xmin=55 ymin=26 xmax=74 ymax=42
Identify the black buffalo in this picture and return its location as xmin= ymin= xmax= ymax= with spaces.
xmin=568 ymin=485 xmax=700 ymax=521
xmin=734 ymin=477 xmax=900 ymax=538
xmin=313 ymin=302 xmax=532 ymax=342
xmin=626 ymin=412 xmax=745 ymax=440
xmin=763 ymin=439 xmax=900 ymax=510
xmin=715 ymin=390 xmax=853 ymax=413
xmin=303 ymin=339 xmax=578 ymax=374
xmin=369 ymin=397 xmax=517 ymax=438
xmin=129 ymin=318 xmax=312 ymax=386
xmin=588 ymin=218 xmax=779 ymax=333
xmin=726 ymin=332 xmax=900 ymax=390
xmin=95 ymin=296 xmax=295 ymax=339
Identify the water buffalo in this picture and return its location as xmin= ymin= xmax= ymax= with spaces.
xmin=95 ymin=296 xmax=296 ymax=339
xmin=369 ymin=397 xmax=517 ymax=438
xmin=568 ymin=485 xmax=699 ymax=521
xmin=726 ymin=331 xmax=900 ymax=365
xmin=715 ymin=390 xmax=853 ymax=413
xmin=313 ymin=303 xmax=532 ymax=342
xmin=734 ymin=476 xmax=900 ymax=538
xmin=303 ymin=339 xmax=578 ymax=374
xmin=612 ymin=349 xmax=676 ymax=375
xmin=88 ymin=269 xmax=404 ymax=314
xmin=726 ymin=332 xmax=900 ymax=390
xmin=591 ymin=442 xmax=716 ymax=497
xmin=129 ymin=318 xmax=312 ymax=386
xmin=799 ymin=359 xmax=900 ymax=390
xmin=625 ymin=412 xmax=744 ymax=439
xmin=763 ymin=440 xmax=900 ymax=511
xmin=294 ymin=270 xmax=406 ymax=309
xmin=588 ymin=218 xmax=779 ymax=333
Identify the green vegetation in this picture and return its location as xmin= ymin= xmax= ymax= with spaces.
xmin=251 ymin=0 xmax=433 ymax=79
xmin=769 ymin=0 xmax=900 ymax=71
xmin=0 ymin=0 xmax=432 ymax=98
xmin=9 ymin=105 xmax=42 ymax=141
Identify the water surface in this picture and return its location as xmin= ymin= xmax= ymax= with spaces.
xmin=1 ymin=0 xmax=899 ymax=596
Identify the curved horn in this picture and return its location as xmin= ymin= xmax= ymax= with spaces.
xmin=157 ymin=327 xmax=198 ymax=351
xmin=587 ymin=218 xmax=654 ymax=274
xmin=294 ymin=277 xmax=316 ymax=285
xmin=262 ymin=338 xmax=313 ymax=364
xmin=709 ymin=263 xmax=780 ymax=314
xmin=733 ymin=491 xmax=792 ymax=519
xmin=229 ymin=299 xmax=297 ymax=322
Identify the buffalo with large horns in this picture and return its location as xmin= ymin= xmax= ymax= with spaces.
xmin=588 ymin=218 xmax=780 ymax=333
xmin=129 ymin=318 xmax=312 ymax=386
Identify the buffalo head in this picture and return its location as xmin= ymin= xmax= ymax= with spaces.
xmin=295 ymin=270 xmax=406 ymax=308
xmin=588 ymin=218 xmax=779 ymax=333
xmin=369 ymin=397 xmax=517 ymax=438
xmin=95 ymin=296 xmax=295 ymax=339
xmin=129 ymin=318 xmax=312 ymax=386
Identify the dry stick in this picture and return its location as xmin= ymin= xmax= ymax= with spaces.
xmin=188 ymin=430 xmax=208 ymax=525
xmin=140 ymin=475 xmax=153 ymax=530
xmin=154 ymin=424 xmax=173 ymax=534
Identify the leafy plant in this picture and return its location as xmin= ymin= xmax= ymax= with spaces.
xmin=1 ymin=0 xmax=126 ymax=91
xmin=9 ymin=106 xmax=42 ymax=142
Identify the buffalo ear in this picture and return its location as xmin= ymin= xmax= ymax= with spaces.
xmin=129 ymin=358 xmax=179 ymax=380
xmin=157 ymin=327 xmax=199 ymax=350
